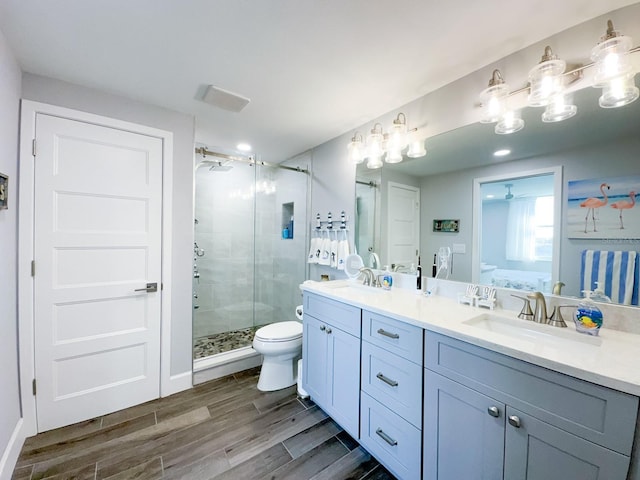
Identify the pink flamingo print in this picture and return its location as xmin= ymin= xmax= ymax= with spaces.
xmin=610 ymin=191 xmax=636 ymax=229
xmin=580 ymin=183 xmax=610 ymax=233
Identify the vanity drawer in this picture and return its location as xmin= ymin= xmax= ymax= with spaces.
xmin=303 ymin=292 xmax=361 ymax=337
xmin=424 ymin=331 xmax=639 ymax=455
xmin=362 ymin=310 xmax=423 ymax=364
xmin=360 ymin=392 xmax=422 ymax=480
xmin=361 ymin=341 xmax=422 ymax=428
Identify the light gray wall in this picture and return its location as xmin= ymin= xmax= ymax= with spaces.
xmin=22 ymin=73 xmax=195 ymax=376
xmin=309 ymin=136 xmax=356 ymax=281
xmin=420 ymin=136 xmax=640 ymax=296
xmin=0 ymin=26 xmax=22 ymax=472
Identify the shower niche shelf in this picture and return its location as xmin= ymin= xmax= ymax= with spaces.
xmin=282 ymin=202 xmax=294 ymax=239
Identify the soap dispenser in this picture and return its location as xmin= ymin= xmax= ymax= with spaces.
xmin=381 ymin=266 xmax=393 ymax=291
xmin=574 ymin=290 xmax=603 ymax=336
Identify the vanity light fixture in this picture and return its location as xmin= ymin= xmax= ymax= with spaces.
xmin=478 ymin=19 xmax=639 ymax=134
xmin=350 ymin=113 xmax=425 ymax=168
xmin=591 ymin=20 xmax=639 ymax=108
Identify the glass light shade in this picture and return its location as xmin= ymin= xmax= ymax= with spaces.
xmin=366 ymin=155 xmax=383 ymax=169
xmin=385 ymin=148 xmax=403 ymax=164
xmin=495 ymin=110 xmax=524 ymax=134
xmin=591 ymin=35 xmax=634 ymax=86
xmin=542 ymin=94 xmax=577 ymax=122
xmin=387 ymin=122 xmax=408 ymax=152
xmin=347 ymin=138 xmax=364 ymax=164
xmin=528 ymin=59 xmax=566 ymax=107
xmin=479 ymin=83 xmax=509 ymax=123
xmin=406 ymin=136 xmax=426 ymax=158
xmin=365 ymin=130 xmax=384 ymax=159
xmin=599 ymin=74 xmax=639 ymax=108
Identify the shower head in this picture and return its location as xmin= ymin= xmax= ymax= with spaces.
xmin=208 ymin=161 xmax=233 ymax=172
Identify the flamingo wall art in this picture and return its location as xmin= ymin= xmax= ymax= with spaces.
xmin=568 ymin=176 xmax=640 ymax=239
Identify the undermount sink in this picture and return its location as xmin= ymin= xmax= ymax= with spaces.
xmin=323 ymin=280 xmax=383 ymax=295
xmin=463 ymin=313 xmax=602 ymax=347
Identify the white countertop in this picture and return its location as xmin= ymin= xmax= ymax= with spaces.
xmin=301 ymin=280 xmax=640 ymax=397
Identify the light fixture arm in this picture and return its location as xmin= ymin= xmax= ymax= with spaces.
xmin=488 ymin=69 xmax=505 ymax=87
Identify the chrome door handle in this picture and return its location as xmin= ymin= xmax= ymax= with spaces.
xmin=508 ymin=415 xmax=521 ymax=428
xmin=487 ymin=406 xmax=500 ymax=418
xmin=325 ymin=327 xmax=332 ymax=334
xmin=375 ymin=428 xmax=398 ymax=446
xmin=377 ymin=328 xmax=399 ymax=339
xmin=376 ymin=372 xmax=399 ymax=387
xmin=135 ymin=282 xmax=158 ymax=293
xmin=320 ymin=325 xmax=326 ymax=331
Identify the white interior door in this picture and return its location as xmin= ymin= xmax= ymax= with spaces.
xmin=33 ymin=113 xmax=163 ymax=432
xmin=387 ymin=182 xmax=420 ymax=268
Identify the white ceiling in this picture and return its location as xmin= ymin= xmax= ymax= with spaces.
xmin=0 ymin=0 xmax=638 ymax=163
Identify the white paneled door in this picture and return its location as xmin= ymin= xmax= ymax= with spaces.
xmin=387 ymin=182 xmax=420 ymax=268
xmin=33 ymin=114 xmax=163 ymax=432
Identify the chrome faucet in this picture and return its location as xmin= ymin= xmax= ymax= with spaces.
xmin=359 ymin=267 xmax=376 ymax=287
xmin=527 ymin=292 xmax=548 ymax=324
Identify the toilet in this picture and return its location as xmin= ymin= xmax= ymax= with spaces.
xmin=253 ymin=320 xmax=303 ymax=391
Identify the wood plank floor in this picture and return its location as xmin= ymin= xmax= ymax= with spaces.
xmin=12 ymin=367 xmax=397 ymax=480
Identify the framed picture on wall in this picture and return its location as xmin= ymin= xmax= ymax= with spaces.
xmin=0 ymin=173 xmax=7 ymax=210
xmin=567 ymin=175 xmax=639 ymax=239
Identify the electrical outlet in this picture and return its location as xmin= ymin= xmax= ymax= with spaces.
xmin=452 ymin=243 xmax=466 ymax=254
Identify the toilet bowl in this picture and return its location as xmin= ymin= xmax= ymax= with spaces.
xmin=253 ymin=321 xmax=303 ymax=391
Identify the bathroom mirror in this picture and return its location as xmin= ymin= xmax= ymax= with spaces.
xmin=357 ymin=86 xmax=640 ymax=305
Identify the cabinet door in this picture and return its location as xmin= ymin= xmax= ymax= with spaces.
xmin=424 ymin=370 xmax=505 ymax=480
xmin=302 ymin=314 xmax=328 ymax=403
xmin=504 ymin=407 xmax=630 ymax=480
xmin=327 ymin=325 xmax=361 ymax=438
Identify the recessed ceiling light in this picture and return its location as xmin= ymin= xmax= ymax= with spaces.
xmin=494 ymin=149 xmax=511 ymax=157
xmin=486 ymin=194 xmax=495 ymax=199
xmin=237 ymin=143 xmax=252 ymax=152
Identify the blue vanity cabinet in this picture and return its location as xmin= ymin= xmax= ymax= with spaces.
xmin=423 ymin=369 xmax=505 ymax=480
xmin=424 ymin=331 xmax=639 ymax=480
xmin=359 ymin=311 xmax=424 ymax=480
xmin=302 ymin=292 xmax=361 ymax=439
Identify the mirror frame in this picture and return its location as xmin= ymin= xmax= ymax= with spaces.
xmin=471 ymin=165 xmax=563 ymax=290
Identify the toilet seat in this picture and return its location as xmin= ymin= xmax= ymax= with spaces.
xmin=255 ymin=321 xmax=302 ymax=342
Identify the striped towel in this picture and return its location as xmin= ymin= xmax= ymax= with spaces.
xmin=580 ymin=250 xmax=638 ymax=305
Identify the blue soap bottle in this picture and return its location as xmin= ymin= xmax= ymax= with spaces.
xmin=381 ymin=266 xmax=393 ymax=291
xmin=574 ymin=290 xmax=603 ymax=336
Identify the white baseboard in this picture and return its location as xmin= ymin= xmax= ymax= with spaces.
xmin=0 ymin=419 xmax=26 ymax=480
xmin=161 ymin=370 xmax=193 ymax=397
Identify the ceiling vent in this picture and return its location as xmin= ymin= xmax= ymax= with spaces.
xmin=202 ymin=85 xmax=250 ymax=112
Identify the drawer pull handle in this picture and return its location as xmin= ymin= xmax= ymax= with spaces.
xmin=326 ymin=327 xmax=332 ymax=334
xmin=375 ymin=428 xmax=398 ymax=446
xmin=377 ymin=328 xmax=399 ymax=339
xmin=487 ymin=406 xmax=500 ymax=418
xmin=508 ymin=415 xmax=521 ymax=428
xmin=376 ymin=372 xmax=399 ymax=387
xmin=320 ymin=325 xmax=325 ymax=331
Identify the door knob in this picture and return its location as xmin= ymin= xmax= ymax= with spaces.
xmin=135 ymin=282 xmax=158 ymax=293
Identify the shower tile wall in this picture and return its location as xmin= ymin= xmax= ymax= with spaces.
xmin=193 ymin=163 xmax=308 ymax=341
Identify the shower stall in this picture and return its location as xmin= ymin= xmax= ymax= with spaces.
xmin=192 ymin=148 xmax=309 ymax=376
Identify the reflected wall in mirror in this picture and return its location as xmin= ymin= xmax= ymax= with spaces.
xmin=472 ymin=168 xmax=561 ymax=294
xmin=355 ymin=178 xmax=380 ymax=268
